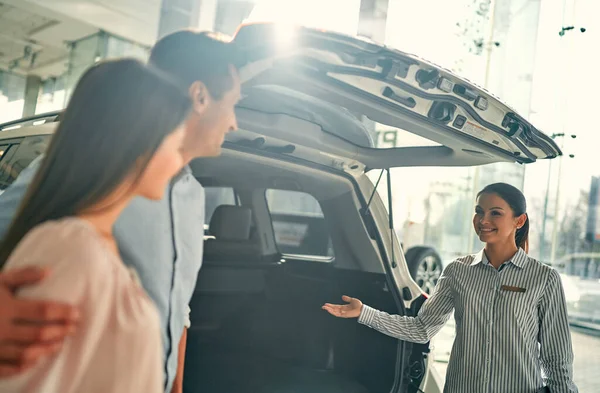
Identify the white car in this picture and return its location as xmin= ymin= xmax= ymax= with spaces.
xmin=0 ymin=23 xmax=560 ymax=393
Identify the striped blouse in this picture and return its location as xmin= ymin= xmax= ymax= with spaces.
xmin=358 ymin=248 xmax=577 ymax=393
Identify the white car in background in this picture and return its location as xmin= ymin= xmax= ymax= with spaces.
xmin=0 ymin=23 xmax=560 ymax=393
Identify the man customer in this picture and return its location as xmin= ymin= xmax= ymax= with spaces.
xmin=0 ymin=30 xmax=242 ymax=393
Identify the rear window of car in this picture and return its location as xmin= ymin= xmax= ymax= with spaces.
xmin=0 ymin=135 xmax=50 ymax=191
xmin=266 ymin=189 xmax=334 ymax=259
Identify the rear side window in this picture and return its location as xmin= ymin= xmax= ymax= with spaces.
xmin=0 ymin=135 xmax=50 ymax=191
xmin=0 ymin=145 xmax=9 ymax=159
xmin=0 ymin=144 xmax=12 ymax=193
xmin=266 ymin=190 xmax=334 ymax=259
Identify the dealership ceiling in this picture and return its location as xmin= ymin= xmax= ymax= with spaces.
xmin=0 ymin=0 xmax=162 ymax=78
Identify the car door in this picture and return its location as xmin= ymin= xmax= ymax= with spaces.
xmin=231 ymin=23 xmax=561 ymax=171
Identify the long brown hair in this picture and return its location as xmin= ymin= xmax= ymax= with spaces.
xmin=0 ymin=59 xmax=190 ymax=266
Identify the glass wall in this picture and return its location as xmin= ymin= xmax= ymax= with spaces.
xmin=0 ymin=71 xmax=26 ymax=123
xmin=64 ymin=32 xmax=149 ymax=104
xmin=35 ymin=75 xmax=67 ymax=115
xmin=0 ymin=32 xmax=150 ymax=122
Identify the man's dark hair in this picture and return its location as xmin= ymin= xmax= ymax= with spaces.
xmin=149 ymin=30 xmax=243 ymax=100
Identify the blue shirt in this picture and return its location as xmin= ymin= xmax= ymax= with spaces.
xmin=0 ymin=157 xmax=205 ymax=393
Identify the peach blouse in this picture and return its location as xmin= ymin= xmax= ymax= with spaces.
xmin=0 ymin=217 xmax=163 ymax=393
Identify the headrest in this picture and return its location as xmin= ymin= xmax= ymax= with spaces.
xmin=209 ymin=205 xmax=252 ymax=241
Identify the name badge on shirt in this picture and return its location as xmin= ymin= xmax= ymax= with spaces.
xmin=501 ymin=285 xmax=526 ymax=293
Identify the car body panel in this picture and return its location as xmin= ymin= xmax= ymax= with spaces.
xmin=232 ymin=23 xmax=561 ymax=170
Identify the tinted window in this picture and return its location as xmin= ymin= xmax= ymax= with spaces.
xmin=0 ymin=135 xmax=50 ymax=191
xmin=0 ymin=145 xmax=9 ymax=160
xmin=0 ymin=144 xmax=12 ymax=194
xmin=266 ymin=190 xmax=334 ymax=258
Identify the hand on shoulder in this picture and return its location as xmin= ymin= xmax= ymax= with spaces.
xmin=0 ymin=267 xmax=79 ymax=377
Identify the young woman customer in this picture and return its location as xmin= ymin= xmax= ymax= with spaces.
xmin=0 ymin=58 xmax=191 ymax=393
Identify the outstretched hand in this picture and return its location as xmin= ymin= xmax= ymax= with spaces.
xmin=322 ymin=295 xmax=363 ymax=319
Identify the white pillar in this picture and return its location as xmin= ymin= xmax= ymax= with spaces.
xmin=357 ymin=0 xmax=389 ymax=42
xmin=197 ymin=0 xmax=218 ymax=31
xmin=22 ymin=75 xmax=41 ymax=117
xmin=158 ymin=0 xmax=220 ymax=39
